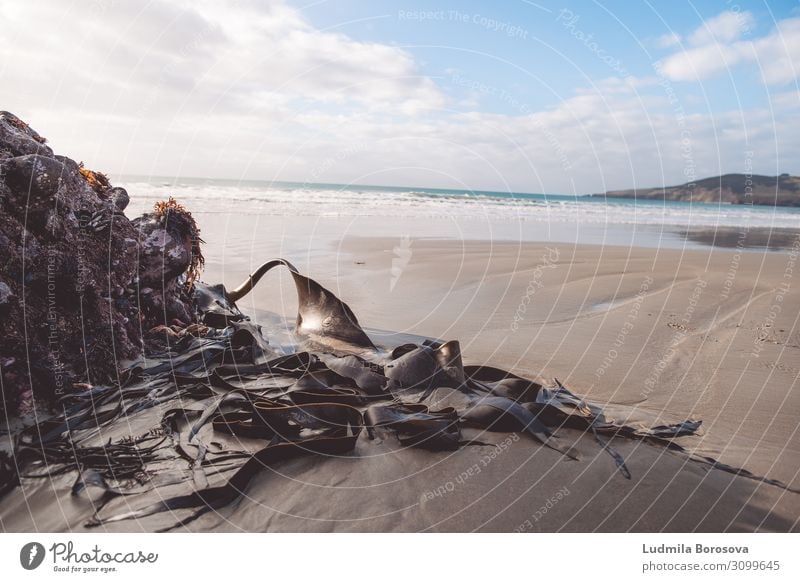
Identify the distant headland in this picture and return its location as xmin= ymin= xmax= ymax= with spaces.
xmin=592 ymin=174 xmax=800 ymax=207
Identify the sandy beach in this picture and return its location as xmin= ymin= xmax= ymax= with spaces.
xmin=6 ymin=6 xmax=800 ymax=581
xmin=4 ymin=212 xmax=797 ymax=533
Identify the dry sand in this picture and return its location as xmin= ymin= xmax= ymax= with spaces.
xmin=2 ymin=216 xmax=799 ymax=532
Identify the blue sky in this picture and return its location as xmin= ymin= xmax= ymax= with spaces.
xmin=1 ymin=0 xmax=798 ymax=194
xmin=298 ymin=0 xmax=797 ymax=114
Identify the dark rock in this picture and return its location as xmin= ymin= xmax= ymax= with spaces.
xmin=1 ymin=154 xmax=65 ymax=206
xmin=0 ymin=111 xmax=53 ymax=157
xmin=106 ymin=187 xmax=129 ymax=212
xmin=0 ymin=281 xmax=13 ymax=316
xmin=135 ymin=214 xmax=193 ymax=283
xmin=131 ymin=199 xmax=203 ymax=326
xmin=0 ymin=113 xmax=203 ymax=415
xmin=54 ymin=155 xmax=80 ymax=174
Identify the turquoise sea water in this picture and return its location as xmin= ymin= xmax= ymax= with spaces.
xmin=117 ymin=177 xmax=800 ymax=251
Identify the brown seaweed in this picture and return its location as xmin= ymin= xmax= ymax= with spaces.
xmin=5 ymin=258 xmax=792 ymax=533
xmin=462 ymin=396 xmax=580 ymax=461
xmin=226 ymin=259 xmax=376 ymax=349
xmin=365 ymin=403 xmax=462 ymax=450
xmin=89 ymin=401 xmax=363 ymax=531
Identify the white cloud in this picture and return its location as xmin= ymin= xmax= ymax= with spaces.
xmin=752 ymin=17 xmax=800 ymax=84
xmin=257 ymin=80 xmax=799 ymax=195
xmin=659 ymin=43 xmax=749 ymax=81
xmin=655 ymin=32 xmax=681 ymax=49
xmin=0 ymin=0 xmax=444 ymax=119
xmin=688 ymin=10 xmax=753 ymax=46
xmin=660 ymin=12 xmax=800 ymax=85
xmin=772 ymin=90 xmax=800 ymax=110
xmin=0 ymin=1 xmax=796 ymax=194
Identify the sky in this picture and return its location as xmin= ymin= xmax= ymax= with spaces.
xmin=1 ymin=0 xmax=798 ymax=194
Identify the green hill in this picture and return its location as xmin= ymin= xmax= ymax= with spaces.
xmin=594 ymin=174 xmax=800 ymax=207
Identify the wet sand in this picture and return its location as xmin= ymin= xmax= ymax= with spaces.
xmin=2 ymin=216 xmax=799 ymax=532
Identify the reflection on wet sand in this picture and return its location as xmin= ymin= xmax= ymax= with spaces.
xmin=679 ymin=227 xmax=800 ymax=251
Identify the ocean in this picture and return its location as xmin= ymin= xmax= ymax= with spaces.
xmin=117 ymin=177 xmax=800 ymax=251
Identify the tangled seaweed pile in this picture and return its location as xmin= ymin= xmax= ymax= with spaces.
xmin=0 ymin=112 xmax=203 ymax=414
xmin=3 ymin=259 xmax=794 ymax=531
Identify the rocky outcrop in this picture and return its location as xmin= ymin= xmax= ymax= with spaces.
xmin=0 ymin=112 xmax=202 ymax=414
xmin=595 ymin=173 xmax=800 ymax=207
